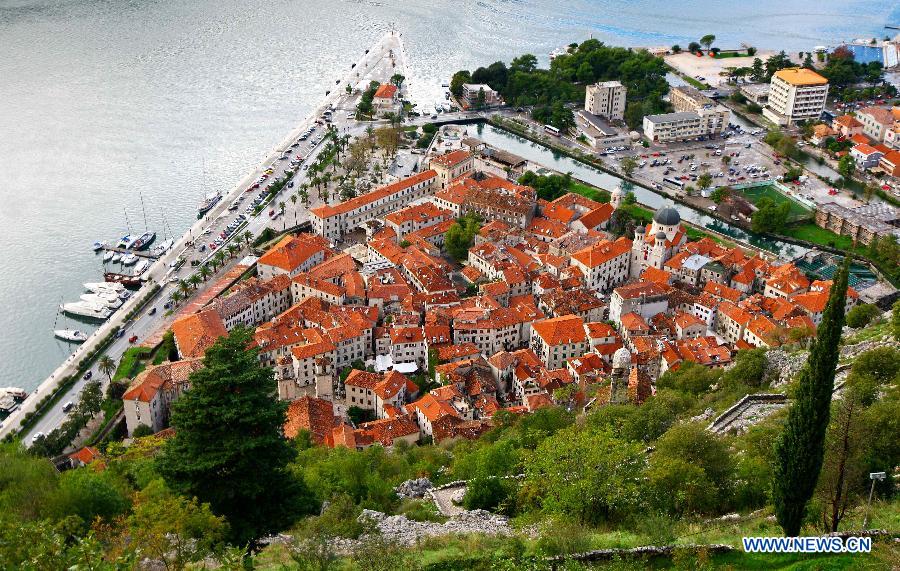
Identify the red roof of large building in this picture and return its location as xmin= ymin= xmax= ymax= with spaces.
xmin=171 ymin=309 xmax=228 ymax=359
xmin=531 ymin=315 xmax=587 ymax=346
xmin=374 ymin=83 xmax=398 ymax=99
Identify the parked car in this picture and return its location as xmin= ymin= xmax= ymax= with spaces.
xmin=63 ymin=402 xmax=74 ymax=412
xmin=83 ymin=371 xmax=93 ymax=380
xmin=128 ymin=335 xmax=139 ymax=343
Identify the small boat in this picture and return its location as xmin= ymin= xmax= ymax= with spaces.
xmin=116 ymin=234 xmax=136 ymax=249
xmin=92 ymin=240 xmax=108 ymax=251
xmin=80 ymin=293 xmax=122 ymax=309
xmin=111 ymin=253 xmax=122 ymax=263
xmin=84 ymin=281 xmax=125 ymax=294
xmin=197 ymin=193 xmax=222 ymax=218
xmin=121 ymin=253 xmax=138 ymax=265
xmin=54 ymin=329 xmax=89 ymax=343
xmin=118 ymin=290 xmax=132 ymax=301
xmin=150 ymin=238 xmax=174 ymax=257
xmin=133 ymin=259 xmax=151 ymax=275
xmin=102 ymin=250 xmax=115 ymax=262
xmin=131 ymin=231 xmax=156 ymax=250
xmin=60 ymin=301 xmax=111 ymax=320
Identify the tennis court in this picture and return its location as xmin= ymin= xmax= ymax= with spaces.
xmin=735 ymin=182 xmax=814 ymax=222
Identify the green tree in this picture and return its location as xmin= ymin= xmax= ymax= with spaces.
xmin=845 ymin=303 xmax=880 ymax=328
xmin=750 ymin=197 xmax=791 ymax=233
xmin=838 ymin=154 xmax=856 ymax=180
xmin=620 ymin=156 xmax=638 ymax=177
xmin=444 ymin=214 xmax=481 ymax=261
xmin=699 ymin=34 xmax=716 ymax=52
xmin=390 ymin=73 xmax=405 ymax=88
xmin=697 ymin=172 xmax=713 ymax=191
xmin=522 ymin=425 xmax=644 ymax=524
xmin=128 ymin=479 xmax=228 ymax=571
xmin=773 ymin=259 xmax=850 ymax=536
xmin=47 ymin=468 xmax=129 ymax=529
xmin=0 ymin=443 xmax=59 ymax=520
xmin=98 ymin=355 xmax=117 ymax=383
xmin=893 ymin=299 xmax=900 ymax=341
xmin=79 ymin=380 xmax=103 ymax=418
xmin=646 ymin=423 xmax=733 ymax=516
xmin=688 ymin=41 xmax=701 ymax=54
xmin=449 ymin=70 xmax=471 ymax=97
xmin=671 ymin=45 xmax=682 ymax=54
xmin=462 ymin=477 xmax=509 ymax=512
xmin=157 ymin=327 xmax=316 ymax=546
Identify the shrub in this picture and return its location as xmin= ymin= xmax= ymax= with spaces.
xmin=845 ymin=303 xmax=880 ymax=328
xmin=462 ymin=477 xmax=508 ymax=512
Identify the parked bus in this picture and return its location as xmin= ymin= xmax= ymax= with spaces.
xmin=544 ymin=124 xmax=560 ymax=136
xmin=663 ymin=177 xmax=685 ymax=189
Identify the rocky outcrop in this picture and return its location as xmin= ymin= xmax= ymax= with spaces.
xmin=764 ymin=349 xmax=808 ymax=388
xmin=394 ymin=477 xmax=434 ymax=499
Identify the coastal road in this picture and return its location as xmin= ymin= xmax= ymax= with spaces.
xmin=10 ymin=31 xmax=408 ymax=445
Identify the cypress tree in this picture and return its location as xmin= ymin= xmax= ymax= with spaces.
xmin=157 ymin=326 xmax=315 ymax=547
xmin=772 ymin=259 xmax=850 ymax=536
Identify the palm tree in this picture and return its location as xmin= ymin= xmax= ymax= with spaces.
xmin=290 ymin=194 xmax=298 ymax=225
xmin=98 ymin=355 xmax=116 ymax=382
xmin=178 ymin=279 xmax=190 ymax=297
xmin=300 ymin=188 xmax=309 ymax=206
xmin=227 ymin=243 xmax=240 ymax=258
xmin=188 ymin=274 xmax=202 ymax=289
xmin=199 ymin=265 xmax=211 ymax=281
xmin=171 ymin=290 xmax=183 ymax=306
xmin=243 ymin=230 xmax=253 ymax=248
xmin=214 ymin=251 xmax=226 ymax=269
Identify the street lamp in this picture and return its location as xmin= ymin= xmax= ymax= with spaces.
xmin=863 ymin=471 xmax=886 ymax=529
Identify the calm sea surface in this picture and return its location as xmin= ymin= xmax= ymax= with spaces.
xmin=0 ymin=0 xmax=897 ymax=391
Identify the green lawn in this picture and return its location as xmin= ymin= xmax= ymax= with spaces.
xmin=570 ymin=181 xmax=611 ymax=204
xmin=782 ymin=223 xmax=855 ymax=250
xmin=737 ymin=184 xmax=813 ymax=222
xmin=113 ymin=346 xmax=152 ymax=381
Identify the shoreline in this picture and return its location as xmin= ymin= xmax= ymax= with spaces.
xmin=1 ymin=31 xmax=405 ymax=440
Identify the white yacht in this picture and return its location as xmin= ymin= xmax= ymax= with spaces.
xmin=92 ymin=241 xmax=108 ymax=251
xmin=111 ymin=253 xmax=122 ymax=263
xmin=84 ymin=281 xmax=125 ymax=294
xmin=150 ymin=239 xmax=174 ymax=257
xmin=102 ymin=250 xmax=115 ymax=263
xmin=121 ymin=253 xmax=138 ymax=265
xmin=54 ymin=329 xmax=89 ymax=343
xmin=60 ymin=301 xmax=111 ymax=320
xmin=133 ymin=259 xmax=151 ymax=275
xmin=80 ymin=293 xmax=122 ymax=309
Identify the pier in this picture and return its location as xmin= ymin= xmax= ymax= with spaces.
xmin=100 ymin=246 xmax=159 ymax=259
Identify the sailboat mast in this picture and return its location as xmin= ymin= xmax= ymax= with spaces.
xmin=140 ymin=193 xmax=149 ymax=231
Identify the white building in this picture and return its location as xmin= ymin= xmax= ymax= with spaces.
xmin=762 ymin=67 xmax=829 ymax=126
xmin=309 ymin=170 xmax=437 ymax=240
xmin=630 ymin=206 xmax=688 ymax=278
xmin=584 ymin=80 xmax=626 ymax=121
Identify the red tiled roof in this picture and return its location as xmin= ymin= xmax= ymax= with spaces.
xmin=532 ymin=315 xmax=587 ymax=345
xmin=310 ymin=170 xmax=437 ymax=218
xmin=284 ymin=396 xmax=337 ymax=444
xmin=171 ymin=309 xmax=228 ymax=359
xmin=374 ymin=83 xmax=398 ymax=99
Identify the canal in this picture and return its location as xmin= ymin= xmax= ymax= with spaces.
xmin=470 ymin=122 xmax=811 ymax=259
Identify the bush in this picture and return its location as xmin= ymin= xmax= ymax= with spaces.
xmin=534 ymin=518 xmax=592 ymax=556
xmin=845 ymin=303 xmax=880 ymax=328
xmin=131 ymin=424 xmax=154 ymax=438
xmin=462 ymin=477 xmax=509 ymax=512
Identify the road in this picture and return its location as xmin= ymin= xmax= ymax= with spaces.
xmin=9 ymin=31 xmax=408 ymax=446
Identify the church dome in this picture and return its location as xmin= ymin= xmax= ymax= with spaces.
xmin=653 ymin=206 xmax=681 ymax=226
xmin=655 ymin=230 xmax=667 ymax=241
xmin=612 ymin=347 xmax=632 ymax=370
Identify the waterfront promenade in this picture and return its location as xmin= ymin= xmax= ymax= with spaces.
xmin=1 ymin=31 xmax=407 ymax=442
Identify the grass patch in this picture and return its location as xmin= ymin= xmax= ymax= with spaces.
xmin=736 ymin=183 xmax=813 ymax=222
xmin=570 ymin=181 xmax=612 ymax=204
xmin=712 ymin=51 xmax=751 ymax=59
xmin=113 ymin=347 xmax=152 ymax=381
xmin=782 ymin=224 xmax=856 ymax=250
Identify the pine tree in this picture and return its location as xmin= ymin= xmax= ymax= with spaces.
xmin=772 ymin=259 xmax=850 ymax=536
xmin=157 ymin=327 xmax=315 ymax=547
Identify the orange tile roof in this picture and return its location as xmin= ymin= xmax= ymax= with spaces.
xmin=641 ymin=266 xmax=671 ymax=285
xmin=620 ymin=312 xmax=650 ymax=332
xmin=532 ymin=315 xmax=586 ymax=345
xmin=171 ymin=309 xmax=228 ymax=359
xmin=430 ymin=149 xmax=472 ymax=169
xmin=674 ymin=311 xmax=705 ymax=330
xmin=577 ymin=203 xmax=614 ymax=229
xmin=344 ymin=369 xmax=381 ymax=390
xmin=773 ymin=67 xmax=828 ymax=86
xmin=718 ymin=301 xmax=753 ymax=326
xmin=69 ymin=446 xmax=101 ymax=465
xmin=834 ymin=115 xmax=863 ymax=128
xmin=374 ymin=370 xmax=410 ymax=400
xmin=614 ymin=280 xmax=671 ymax=300
xmin=571 ymin=237 xmax=632 ymax=268
xmin=258 ymin=234 xmax=331 ymax=272
xmin=374 ymin=83 xmax=398 ymax=99
xmin=703 ymin=281 xmax=742 ymax=303
xmin=122 ymin=359 xmax=203 ymax=402
xmin=310 ymin=170 xmax=436 ymax=218
xmin=357 ymin=415 xmax=420 ymax=445
xmin=284 ymin=396 xmax=336 ymax=443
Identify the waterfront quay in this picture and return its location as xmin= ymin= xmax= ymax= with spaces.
xmin=1 ymin=31 xmax=408 ymax=443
